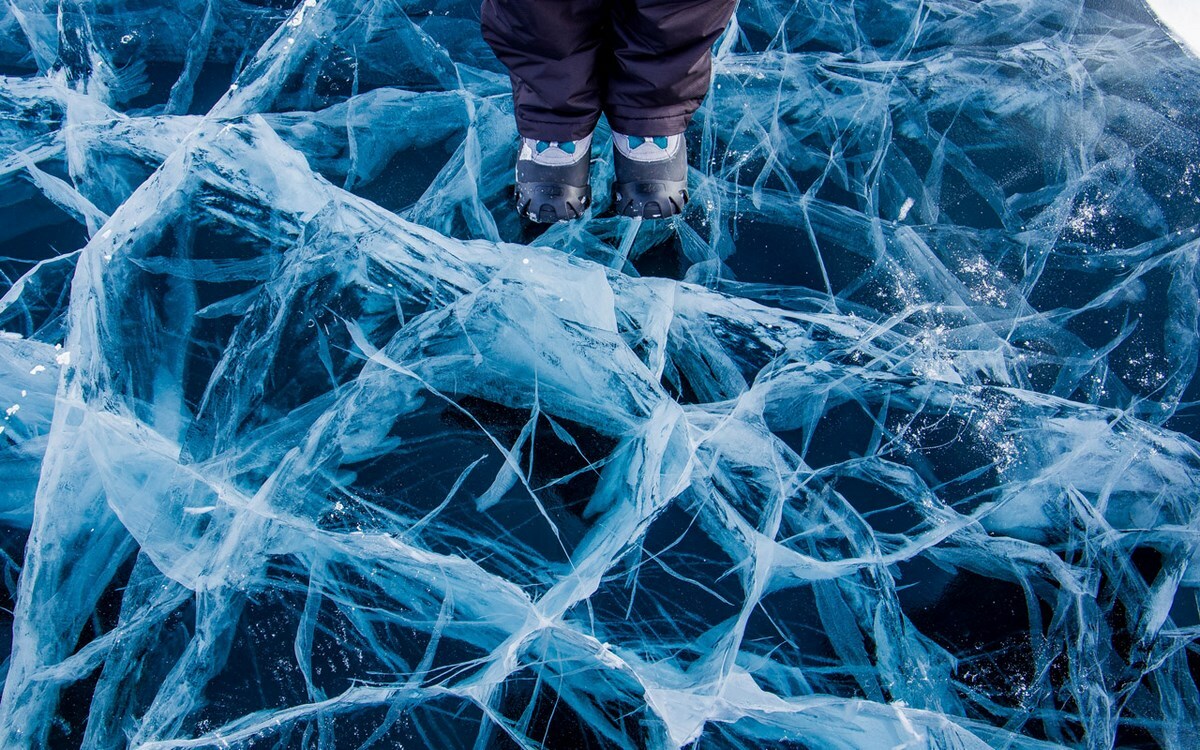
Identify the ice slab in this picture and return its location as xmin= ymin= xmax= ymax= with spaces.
xmin=0 ymin=0 xmax=1199 ymax=748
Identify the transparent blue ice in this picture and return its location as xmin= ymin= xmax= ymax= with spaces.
xmin=1 ymin=0 xmax=1199 ymax=748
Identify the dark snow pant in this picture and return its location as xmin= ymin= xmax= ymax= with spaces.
xmin=481 ymin=0 xmax=737 ymax=141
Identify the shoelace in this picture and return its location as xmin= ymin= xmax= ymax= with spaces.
xmin=534 ymin=140 xmax=578 ymax=154
xmin=626 ymin=136 xmax=669 ymax=150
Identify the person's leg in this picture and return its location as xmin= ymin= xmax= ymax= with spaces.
xmin=480 ymin=0 xmax=607 ymax=141
xmin=604 ymin=0 xmax=737 ymax=138
xmin=604 ymin=0 xmax=736 ymax=218
xmin=481 ymin=0 xmax=606 ymax=221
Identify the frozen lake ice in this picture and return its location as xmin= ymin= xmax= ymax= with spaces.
xmin=1 ymin=0 xmax=1199 ymax=748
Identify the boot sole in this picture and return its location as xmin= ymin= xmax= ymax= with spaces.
xmin=614 ymin=180 xmax=689 ymax=219
xmin=516 ymin=182 xmax=591 ymax=223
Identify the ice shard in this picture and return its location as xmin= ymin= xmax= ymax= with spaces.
xmin=1 ymin=0 xmax=1199 ymax=748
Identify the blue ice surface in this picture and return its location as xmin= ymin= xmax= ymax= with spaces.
xmin=0 ymin=0 xmax=1199 ymax=747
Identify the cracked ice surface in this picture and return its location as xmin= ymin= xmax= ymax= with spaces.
xmin=1 ymin=0 xmax=1200 ymax=747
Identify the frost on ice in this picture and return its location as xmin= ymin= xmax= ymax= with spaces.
xmin=1 ymin=0 xmax=1199 ymax=748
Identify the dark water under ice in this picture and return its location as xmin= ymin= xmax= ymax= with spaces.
xmin=1 ymin=0 xmax=1199 ymax=748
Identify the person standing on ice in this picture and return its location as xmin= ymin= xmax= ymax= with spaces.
xmin=481 ymin=0 xmax=737 ymax=222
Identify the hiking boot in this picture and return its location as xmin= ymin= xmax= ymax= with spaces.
xmin=515 ymin=134 xmax=592 ymax=223
xmin=612 ymin=133 xmax=689 ymax=219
